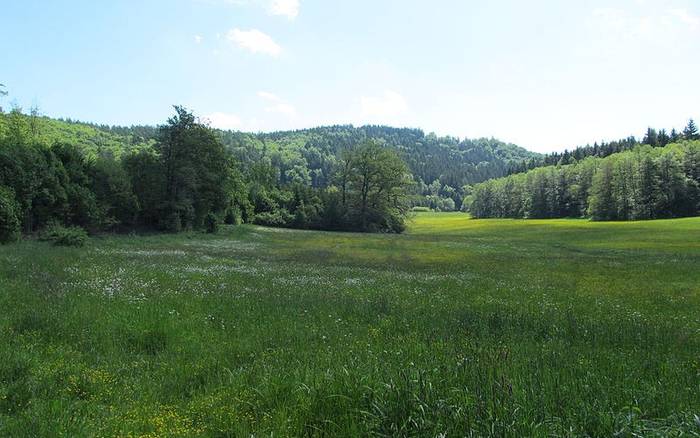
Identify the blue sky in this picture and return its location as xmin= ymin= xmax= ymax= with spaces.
xmin=1 ymin=0 xmax=699 ymax=152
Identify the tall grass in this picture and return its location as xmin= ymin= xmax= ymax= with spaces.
xmin=0 ymin=214 xmax=699 ymax=436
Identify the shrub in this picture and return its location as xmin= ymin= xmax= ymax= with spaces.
xmin=253 ymin=209 xmax=294 ymax=227
xmin=411 ymin=206 xmax=431 ymax=212
xmin=205 ymin=212 xmax=219 ymax=234
xmin=224 ymin=206 xmax=242 ymax=225
xmin=40 ymin=223 xmax=88 ymax=247
xmin=0 ymin=186 xmax=21 ymax=244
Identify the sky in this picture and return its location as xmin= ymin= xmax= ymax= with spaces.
xmin=1 ymin=0 xmax=699 ymax=153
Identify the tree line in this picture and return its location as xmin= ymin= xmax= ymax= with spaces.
xmin=0 ymin=106 xmax=411 ymax=243
xmin=468 ymin=141 xmax=700 ymax=220
xmin=78 ymin=122 xmax=537 ymax=212
xmin=40 ymin=113 xmax=540 ymax=215
xmin=508 ymin=119 xmax=699 ymax=174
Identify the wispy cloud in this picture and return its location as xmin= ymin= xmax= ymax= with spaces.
xmin=258 ymin=91 xmax=297 ymax=116
xmin=203 ymin=112 xmax=243 ymax=130
xmin=194 ymin=35 xmax=203 ymax=44
xmin=591 ymin=6 xmax=700 ymax=37
xmin=669 ymin=8 xmax=700 ymax=29
xmin=206 ymin=0 xmax=300 ymax=19
xmin=226 ymin=28 xmax=282 ymax=57
xmin=268 ymin=0 xmax=299 ymax=19
xmin=359 ymin=90 xmax=408 ymax=122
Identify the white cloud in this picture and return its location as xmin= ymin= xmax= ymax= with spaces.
xmin=226 ymin=28 xmax=282 ymax=57
xmin=208 ymin=0 xmax=299 ymax=19
xmin=268 ymin=0 xmax=299 ymax=19
xmin=359 ymin=90 xmax=409 ymax=122
xmin=669 ymin=8 xmax=700 ymax=29
xmin=257 ymin=91 xmax=282 ymax=101
xmin=591 ymin=6 xmax=700 ymax=38
xmin=591 ymin=7 xmax=653 ymax=37
xmin=203 ymin=112 xmax=243 ymax=130
xmin=194 ymin=35 xmax=203 ymax=44
xmin=258 ymin=91 xmax=297 ymax=117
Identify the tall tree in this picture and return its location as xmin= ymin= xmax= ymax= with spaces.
xmin=643 ymin=128 xmax=659 ymax=147
xmin=155 ymin=106 xmax=231 ymax=231
xmin=683 ymin=119 xmax=699 ymax=141
xmin=346 ymin=141 xmax=411 ymax=232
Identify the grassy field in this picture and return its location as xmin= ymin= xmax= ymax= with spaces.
xmin=1 ymin=212 xmax=699 ymax=437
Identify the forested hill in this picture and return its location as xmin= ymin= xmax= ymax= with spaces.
xmin=64 ymin=118 xmax=539 ymax=211
xmin=9 ymin=114 xmax=155 ymax=159
xmin=88 ymin=122 xmax=538 ymax=191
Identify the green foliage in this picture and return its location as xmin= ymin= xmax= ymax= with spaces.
xmin=204 ymin=212 xmax=219 ymax=234
xmin=224 ymin=205 xmax=242 ymax=225
xmin=343 ymin=141 xmax=411 ymax=232
xmin=0 ymin=186 xmax=20 ymax=244
xmin=471 ymin=141 xmax=700 ymax=220
xmin=0 ymin=107 xmax=540 ymax=236
xmin=39 ymin=223 xmax=88 ymax=247
xmin=253 ymin=209 xmax=294 ymax=227
xmin=156 ymin=106 xmax=232 ymax=230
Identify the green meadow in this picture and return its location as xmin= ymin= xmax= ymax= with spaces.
xmin=1 ymin=213 xmax=699 ymax=437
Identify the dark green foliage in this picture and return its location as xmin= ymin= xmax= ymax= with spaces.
xmin=0 ymin=186 xmax=20 ymax=244
xmin=470 ymin=141 xmax=700 ymax=221
xmin=343 ymin=141 xmax=411 ymax=232
xmin=122 ymin=150 xmax=164 ymax=228
xmin=0 ymin=108 xmax=252 ymax=236
xmin=39 ymin=223 xmax=88 ymax=247
xmin=643 ymin=127 xmax=659 ymax=147
xmin=219 ymin=125 xmax=537 ymax=189
xmin=90 ymin=158 xmax=139 ymax=229
xmin=224 ymin=205 xmax=242 ymax=225
xmin=683 ymin=119 xmax=699 ymax=141
xmin=205 ymin=212 xmax=219 ymax=234
xmin=156 ymin=106 xmax=231 ymax=230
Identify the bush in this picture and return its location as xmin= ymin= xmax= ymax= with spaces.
xmin=205 ymin=212 xmax=219 ymax=234
xmin=385 ymin=211 xmax=407 ymax=234
xmin=40 ymin=223 xmax=88 ymax=247
xmin=0 ymin=186 xmax=21 ymax=244
xmin=253 ymin=209 xmax=294 ymax=227
xmin=224 ymin=206 xmax=242 ymax=225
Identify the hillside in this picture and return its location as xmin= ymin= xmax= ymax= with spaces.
xmin=0 ymin=113 xmax=154 ymax=159
xmin=6 ymin=113 xmax=539 ymax=211
xmin=221 ymin=125 xmax=538 ymax=190
xmin=54 ymin=117 xmax=539 ymax=192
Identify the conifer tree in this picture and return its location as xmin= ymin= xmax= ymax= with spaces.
xmin=643 ymin=128 xmax=659 ymax=147
xmin=683 ymin=119 xmax=699 ymax=140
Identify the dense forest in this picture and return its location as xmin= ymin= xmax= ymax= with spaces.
xmin=0 ymin=106 xmax=415 ymax=242
xmin=71 ymin=121 xmax=536 ymax=212
xmin=509 ymin=120 xmax=699 ymax=173
xmin=468 ymin=140 xmax=700 ymax=220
